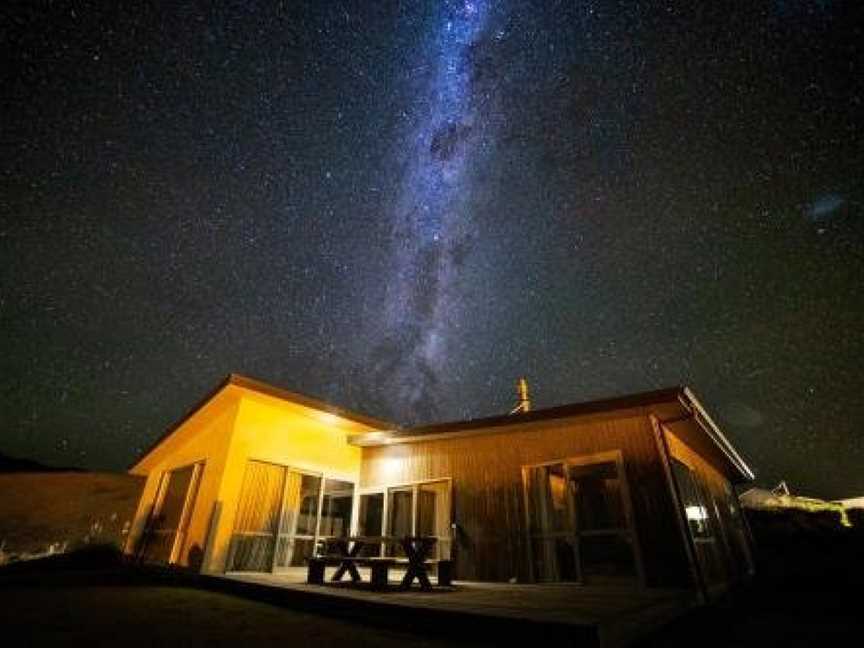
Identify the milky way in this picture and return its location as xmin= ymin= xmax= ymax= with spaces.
xmin=369 ymin=1 xmax=503 ymax=423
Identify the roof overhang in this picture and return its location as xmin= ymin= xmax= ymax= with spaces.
xmin=128 ymin=373 xmax=393 ymax=473
xmin=350 ymin=385 xmax=756 ymax=484
xmin=678 ymin=387 xmax=756 ymax=482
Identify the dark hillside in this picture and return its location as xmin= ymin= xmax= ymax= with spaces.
xmin=0 ymin=470 xmax=144 ymax=563
xmin=0 ymin=451 xmax=84 ymax=473
xmin=639 ymin=507 xmax=864 ymax=646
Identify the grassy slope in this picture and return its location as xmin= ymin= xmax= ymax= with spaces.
xmin=0 ymin=472 xmax=143 ymax=558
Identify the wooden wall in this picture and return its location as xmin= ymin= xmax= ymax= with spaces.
xmin=664 ymin=425 xmax=754 ymax=589
xmin=361 ymin=408 xmax=692 ymax=586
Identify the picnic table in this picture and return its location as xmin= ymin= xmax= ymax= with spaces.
xmin=307 ymin=535 xmax=451 ymax=590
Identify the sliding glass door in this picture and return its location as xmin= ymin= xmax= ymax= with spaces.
xmin=671 ymin=457 xmax=725 ymax=585
xmin=525 ymin=462 xmax=577 ymax=580
xmin=226 ymin=461 xmax=287 ymax=571
xmin=356 ymin=492 xmax=385 ymax=556
xmin=524 ymin=452 xmax=639 ymax=584
xmin=386 ymin=487 xmax=414 ymax=556
xmin=227 ymin=460 xmax=354 ymax=572
xmin=417 ymin=480 xmax=452 ymax=559
xmin=568 ymin=458 xmax=637 ymax=583
xmin=384 ymin=480 xmax=452 ymax=559
xmin=358 ymin=480 xmax=452 ymax=560
xmin=139 ymin=462 xmax=204 ymax=565
xmin=273 ymin=471 xmax=322 ymax=570
xmin=319 ymin=478 xmax=355 ymax=539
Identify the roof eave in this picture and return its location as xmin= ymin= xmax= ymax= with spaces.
xmin=351 ymin=386 xmax=688 ymax=447
xmin=128 ymin=373 xmax=394 ymax=472
xmin=680 ymin=387 xmax=756 ymax=483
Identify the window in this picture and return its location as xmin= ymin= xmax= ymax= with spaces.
xmin=139 ymin=462 xmax=204 ymax=565
xmin=226 ymin=461 xmax=286 ymax=572
xmin=227 ymin=461 xmax=354 ymax=572
xmin=569 ymin=461 xmax=626 ymax=531
xmin=525 ymin=463 xmax=569 ymax=535
xmin=523 ymin=453 xmax=638 ymax=584
xmin=320 ymin=478 xmax=354 ymax=538
xmin=360 ymin=480 xmax=451 ymax=560
xmin=274 ymin=471 xmax=323 ymax=568
xmin=387 ymin=487 xmax=414 ymax=548
xmin=525 ymin=463 xmax=577 ymax=581
xmin=671 ymin=458 xmax=712 ymax=539
xmin=356 ymin=492 xmax=385 ymax=556
xmin=417 ymin=481 xmax=451 ymax=538
xmin=670 ymin=457 xmax=728 ymax=584
xmin=567 ymin=459 xmax=636 ymax=581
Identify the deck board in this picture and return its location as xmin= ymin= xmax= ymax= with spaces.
xmin=212 ymin=569 xmax=696 ymax=647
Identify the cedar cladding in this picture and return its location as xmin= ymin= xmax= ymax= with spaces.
xmin=360 ymin=408 xmax=692 ymax=586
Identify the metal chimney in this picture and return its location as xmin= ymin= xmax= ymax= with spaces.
xmin=510 ymin=377 xmax=531 ymax=414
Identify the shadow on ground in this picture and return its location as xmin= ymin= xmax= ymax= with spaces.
xmin=2 ymin=509 xmax=863 ymax=647
xmin=636 ymin=508 xmax=864 ymax=647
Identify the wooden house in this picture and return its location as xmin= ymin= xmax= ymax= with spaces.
xmin=126 ymin=374 xmax=755 ymax=599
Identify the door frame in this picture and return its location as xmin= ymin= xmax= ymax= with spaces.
xmin=522 ymin=450 xmax=645 ymax=586
xmin=224 ymin=458 xmax=357 ymax=573
xmin=143 ymin=460 xmax=205 ymax=565
xmin=355 ymin=477 xmax=453 ymax=558
xmin=271 ymin=466 xmax=325 ymax=573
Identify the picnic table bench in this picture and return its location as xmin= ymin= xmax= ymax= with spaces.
xmin=306 ymin=536 xmax=452 ymax=590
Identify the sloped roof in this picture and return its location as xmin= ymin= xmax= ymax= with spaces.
xmin=351 ymin=385 xmax=755 ymax=484
xmin=128 ymin=373 xmax=393 ymax=471
xmin=129 ymin=376 xmax=755 ymax=484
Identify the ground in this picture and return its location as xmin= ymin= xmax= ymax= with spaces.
xmin=639 ymin=583 xmax=860 ymax=647
xmin=642 ymin=507 xmax=864 ymax=647
xmin=1 ymin=497 xmax=862 ymax=646
xmin=0 ymin=583 xmax=479 ymax=647
xmin=1 ymin=579 xmax=859 ymax=647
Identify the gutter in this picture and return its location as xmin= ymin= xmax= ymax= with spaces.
xmin=679 ymin=388 xmax=756 ymax=483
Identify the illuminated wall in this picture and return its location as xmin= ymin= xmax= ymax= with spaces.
xmin=126 ymin=387 xmax=240 ymax=567
xmin=360 ymin=410 xmax=691 ymax=585
xmin=209 ymin=389 xmax=370 ymax=573
xmin=126 ymin=382 xmax=381 ymax=574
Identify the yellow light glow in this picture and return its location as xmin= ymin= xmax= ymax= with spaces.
xmin=317 ymin=411 xmax=341 ymax=425
xmin=381 ymin=456 xmax=404 ymax=480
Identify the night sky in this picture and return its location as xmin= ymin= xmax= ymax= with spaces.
xmin=2 ymin=1 xmax=862 ymax=498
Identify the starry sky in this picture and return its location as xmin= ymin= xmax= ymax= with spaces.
xmin=1 ymin=1 xmax=862 ymax=498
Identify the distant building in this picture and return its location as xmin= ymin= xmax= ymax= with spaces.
xmin=125 ymin=374 xmax=756 ymax=601
xmin=740 ymin=483 xmax=851 ymax=526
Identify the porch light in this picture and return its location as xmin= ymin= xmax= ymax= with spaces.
xmin=351 ymin=430 xmax=395 ymax=446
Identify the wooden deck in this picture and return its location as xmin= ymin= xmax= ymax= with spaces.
xmin=208 ymin=568 xmax=696 ymax=647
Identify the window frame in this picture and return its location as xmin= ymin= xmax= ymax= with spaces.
xmin=142 ymin=460 xmax=205 ymax=565
xmin=225 ymin=457 xmax=356 ymax=573
xmin=670 ymin=456 xmax=716 ymax=544
xmin=355 ymin=477 xmax=453 ymax=557
xmin=521 ymin=450 xmax=645 ymax=586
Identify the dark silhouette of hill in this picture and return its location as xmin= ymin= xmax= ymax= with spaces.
xmin=0 ymin=451 xmax=85 ymax=473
